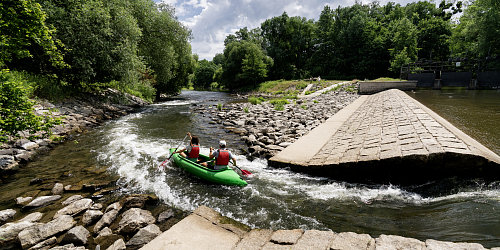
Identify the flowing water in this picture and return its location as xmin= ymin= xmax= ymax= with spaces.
xmin=1 ymin=90 xmax=500 ymax=248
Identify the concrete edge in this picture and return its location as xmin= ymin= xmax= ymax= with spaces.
xmin=403 ymin=91 xmax=500 ymax=164
xmin=269 ymin=95 xmax=369 ymax=165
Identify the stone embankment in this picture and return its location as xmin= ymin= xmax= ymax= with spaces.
xmin=143 ymin=205 xmax=499 ymax=250
xmin=190 ymin=82 xmax=360 ymax=158
xmin=0 ymin=89 xmax=150 ymax=178
xmin=0 ymin=193 xmax=187 ymax=250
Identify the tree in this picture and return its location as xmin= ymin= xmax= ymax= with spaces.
xmin=0 ymin=0 xmax=66 ymax=68
xmin=241 ymin=44 xmax=272 ymax=86
xmin=193 ymin=60 xmax=217 ymax=89
xmin=389 ymin=17 xmax=418 ymax=72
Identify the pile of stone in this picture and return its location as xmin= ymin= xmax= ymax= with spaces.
xmin=192 ymin=83 xmax=360 ymax=158
xmin=0 ymin=89 xmax=150 ymax=177
xmin=0 ymin=193 xmax=183 ymax=250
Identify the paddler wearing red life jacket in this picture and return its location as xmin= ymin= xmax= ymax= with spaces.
xmin=208 ymin=140 xmax=236 ymax=170
xmin=173 ymin=132 xmax=201 ymax=163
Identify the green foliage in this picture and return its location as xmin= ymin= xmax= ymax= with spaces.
xmin=248 ymin=96 xmax=262 ymax=105
xmin=269 ymin=98 xmax=290 ymax=106
xmin=0 ymin=70 xmax=62 ymax=143
xmin=217 ymin=103 xmax=222 ymax=111
xmin=274 ymin=103 xmax=285 ymax=111
xmin=0 ymin=0 xmax=66 ymax=68
xmin=313 ymin=100 xmax=319 ymax=103
xmin=304 ymin=91 xmax=312 ymax=95
xmin=300 ymin=105 xmax=308 ymax=110
xmin=193 ymin=60 xmax=218 ymax=89
xmin=243 ymin=107 xmax=249 ymax=113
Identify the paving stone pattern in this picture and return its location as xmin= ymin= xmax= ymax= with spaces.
xmin=309 ymin=89 xmax=472 ymax=166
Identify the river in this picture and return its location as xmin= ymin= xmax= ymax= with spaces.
xmin=1 ymin=90 xmax=499 ymax=248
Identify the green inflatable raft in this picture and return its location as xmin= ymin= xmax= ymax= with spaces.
xmin=168 ymin=148 xmax=248 ymax=186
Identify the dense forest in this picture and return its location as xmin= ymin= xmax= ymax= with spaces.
xmin=192 ymin=0 xmax=500 ymax=90
xmin=1 ymin=0 xmax=194 ymax=101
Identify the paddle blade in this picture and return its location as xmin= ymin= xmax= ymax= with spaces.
xmin=241 ymin=170 xmax=252 ymax=176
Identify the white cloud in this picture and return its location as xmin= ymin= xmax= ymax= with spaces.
xmin=157 ymin=0 xmax=423 ymax=60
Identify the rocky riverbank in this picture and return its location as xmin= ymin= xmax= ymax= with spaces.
xmin=0 ymin=89 xmax=150 ymax=178
xmin=191 ymin=82 xmax=360 ymax=158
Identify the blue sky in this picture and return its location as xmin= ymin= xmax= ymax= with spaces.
xmin=156 ymin=0 xmax=419 ymax=60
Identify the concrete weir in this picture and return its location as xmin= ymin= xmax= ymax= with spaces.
xmin=269 ymin=89 xmax=500 ymax=184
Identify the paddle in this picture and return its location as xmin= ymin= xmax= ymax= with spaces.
xmin=158 ymin=134 xmax=189 ymax=170
xmin=230 ymin=161 xmax=252 ymax=176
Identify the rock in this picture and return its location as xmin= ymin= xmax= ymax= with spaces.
xmin=104 ymin=202 xmax=122 ymax=214
xmin=294 ymin=230 xmax=334 ymax=250
xmin=14 ymin=139 xmax=31 ymax=148
xmin=94 ymin=228 xmax=124 ymax=250
xmin=15 ymin=196 xmax=33 ymax=205
xmin=265 ymin=145 xmax=284 ymax=151
xmin=40 ymin=183 xmax=56 ymax=190
xmin=157 ymin=209 xmax=174 ymax=223
xmin=232 ymin=128 xmax=247 ymax=134
xmin=29 ymin=236 xmax=57 ymax=250
xmin=18 ymin=215 xmax=76 ymax=248
xmin=0 ymin=212 xmax=43 ymax=244
xmin=120 ymin=194 xmax=159 ymax=209
xmin=83 ymin=210 xmax=103 ymax=226
xmin=425 ymin=239 xmax=487 ymax=250
xmin=54 ymin=199 xmax=92 ymax=219
xmin=248 ymin=146 xmax=262 ymax=154
xmin=331 ymin=232 xmax=375 ymax=250
xmin=107 ymin=239 xmax=126 ymax=250
xmin=375 ymin=235 xmax=425 ymax=250
xmin=21 ymin=142 xmax=39 ymax=151
xmin=0 ymin=209 xmax=16 ymax=225
xmin=90 ymin=203 xmax=103 ymax=210
xmin=65 ymin=184 xmax=83 ymax=191
xmin=0 ymin=155 xmax=18 ymax=172
xmin=15 ymin=151 xmax=35 ymax=163
xmin=48 ymin=243 xmax=86 ymax=250
xmin=23 ymin=195 xmax=61 ymax=210
xmin=126 ymin=224 xmax=161 ymax=249
xmin=93 ymin=210 xmax=119 ymax=234
xmin=51 ymin=183 xmax=64 ymax=195
xmin=62 ymin=195 xmax=84 ymax=206
xmin=116 ymin=208 xmax=155 ymax=235
xmin=278 ymin=142 xmax=293 ymax=147
xmin=30 ymin=178 xmax=45 ymax=185
xmin=61 ymin=226 xmax=90 ymax=245
xmin=270 ymin=229 xmax=304 ymax=245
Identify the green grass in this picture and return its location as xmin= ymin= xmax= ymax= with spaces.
xmin=269 ymin=98 xmax=290 ymax=105
xmin=274 ymin=103 xmax=285 ymax=111
xmin=368 ymin=77 xmax=406 ymax=82
xmin=313 ymin=100 xmax=319 ymax=103
xmin=300 ymin=105 xmax=307 ymax=110
xmin=304 ymin=91 xmax=312 ymax=95
xmin=248 ymin=96 xmax=263 ymax=105
xmin=257 ymin=80 xmax=311 ymax=95
xmin=217 ymin=103 xmax=222 ymax=111
xmin=243 ymin=107 xmax=249 ymax=113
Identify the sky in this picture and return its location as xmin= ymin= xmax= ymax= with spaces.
xmin=157 ymin=0 xmax=419 ymax=61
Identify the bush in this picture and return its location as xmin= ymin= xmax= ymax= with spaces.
xmin=300 ymin=105 xmax=307 ymax=110
xmin=217 ymin=103 xmax=222 ymax=111
xmin=249 ymin=96 xmax=263 ymax=105
xmin=0 ymin=69 xmax=63 ymax=143
xmin=305 ymin=91 xmax=312 ymax=95
xmin=313 ymin=100 xmax=319 ymax=103
xmin=269 ymin=98 xmax=290 ymax=106
xmin=243 ymin=107 xmax=249 ymax=113
xmin=274 ymin=103 xmax=285 ymax=111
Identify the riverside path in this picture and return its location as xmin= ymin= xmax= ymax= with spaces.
xmin=269 ymin=89 xmax=500 ymax=184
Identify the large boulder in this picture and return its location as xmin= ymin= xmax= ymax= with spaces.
xmin=0 ymin=212 xmax=43 ymax=244
xmin=119 ymin=194 xmax=158 ymax=209
xmin=107 ymin=239 xmax=126 ymax=250
xmin=48 ymin=243 xmax=86 ymax=250
xmin=0 ymin=209 xmax=16 ymax=225
xmin=18 ymin=215 xmax=76 ymax=249
xmin=104 ymin=202 xmax=122 ymax=214
xmin=23 ymin=195 xmax=61 ymax=210
xmin=29 ymin=236 xmax=57 ymax=250
xmin=54 ymin=198 xmax=93 ymax=219
xmin=126 ymin=224 xmax=161 ymax=249
xmin=83 ymin=209 xmax=103 ymax=226
xmin=61 ymin=195 xmax=84 ymax=206
xmin=61 ymin=225 xmax=90 ymax=245
xmin=116 ymin=208 xmax=155 ymax=235
xmin=94 ymin=227 xmax=124 ymax=250
xmin=93 ymin=210 xmax=119 ymax=234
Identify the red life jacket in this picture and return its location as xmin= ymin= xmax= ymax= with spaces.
xmin=188 ymin=145 xmax=199 ymax=158
xmin=215 ymin=149 xmax=229 ymax=165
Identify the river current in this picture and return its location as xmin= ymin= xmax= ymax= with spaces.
xmin=1 ymin=90 xmax=499 ymax=248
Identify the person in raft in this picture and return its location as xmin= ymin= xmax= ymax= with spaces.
xmin=172 ymin=132 xmax=201 ymax=163
xmin=202 ymin=140 xmax=236 ymax=170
